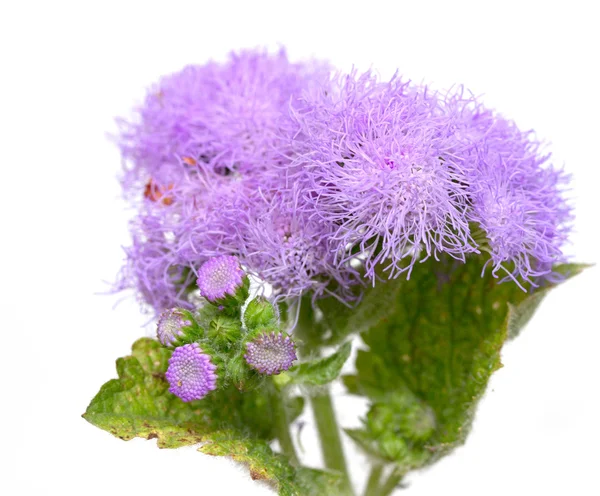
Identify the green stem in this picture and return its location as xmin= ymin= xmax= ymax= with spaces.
xmin=310 ymin=391 xmax=351 ymax=483
xmin=364 ymin=464 xmax=384 ymax=496
xmin=294 ymin=298 xmax=354 ymax=495
xmin=379 ymin=467 xmax=404 ymax=496
xmin=269 ymin=381 xmax=299 ymax=466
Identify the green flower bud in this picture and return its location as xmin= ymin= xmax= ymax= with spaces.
xmin=244 ymin=296 xmax=279 ymax=329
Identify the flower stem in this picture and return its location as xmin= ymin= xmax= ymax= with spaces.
xmin=363 ymin=464 xmax=384 ymax=496
xmin=294 ymin=298 xmax=354 ymax=495
xmin=379 ymin=467 xmax=404 ymax=496
xmin=310 ymin=390 xmax=353 ymax=493
xmin=269 ymin=380 xmax=299 ymax=466
xmin=365 ymin=463 xmax=383 ymax=496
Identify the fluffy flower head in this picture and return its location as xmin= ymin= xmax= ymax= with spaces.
xmin=286 ymin=72 xmax=478 ymax=279
xmin=165 ymin=343 xmax=217 ymax=402
xmin=457 ymin=109 xmax=572 ymax=284
xmin=116 ymin=50 xmax=572 ymax=313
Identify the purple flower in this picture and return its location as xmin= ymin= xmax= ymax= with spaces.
xmin=115 ymin=49 xmax=335 ymax=311
xmin=457 ymin=108 xmax=572 ymax=285
xmin=165 ymin=343 xmax=217 ymax=402
xmin=117 ymin=48 xmax=328 ymax=191
xmin=285 ymin=70 xmax=571 ymax=285
xmin=284 ymin=71 xmax=479 ymax=280
xmin=232 ymin=191 xmax=359 ymax=301
xmin=197 ymin=255 xmax=246 ymax=303
xmin=115 ymin=214 xmax=196 ymax=311
xmin=156 ymin=308 xmax=201 ymax=348
xmin=244 ymin=332 xmax=297 ymax=375
xmin=115 ymin=51 xmax=572 ymax=313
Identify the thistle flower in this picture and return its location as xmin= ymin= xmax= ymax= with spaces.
xmin=165 ymin=343 xmax=217 ymax=402
xmin=197 ymin=255 xmax=247 ymax=304
xmin=244 ymin=332 xmax=297 ymax=375
xmin=116 ymin=214 xmax=196 ymax=311
xmin=115 ymin=49 xmax=336 ymax=311
xmin=157 ymin=308 xmax=189 ymax=347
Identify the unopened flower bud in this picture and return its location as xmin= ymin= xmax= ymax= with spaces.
xmin=243 ymin=296 xmax=278 ymax=329
xmin=165 ymin=343 xmax=217 ymax=402
xmin=244 ymin=332 xmax=297 ymax=376
xmin=197 ymin=256 xmax=249 ymax=308
xmin=156 ymin=308 xmax=202 ymax=348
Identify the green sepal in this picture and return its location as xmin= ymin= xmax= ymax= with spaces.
xmin=272 ymin=372 xmax=293 ymax=390
xmin=244 ymin=323 xmax=282 ymax=342
xmin=207 ymin=312 xmax=243 ymax=348
xmin=225 ymin=350 xmax=265 ymax=392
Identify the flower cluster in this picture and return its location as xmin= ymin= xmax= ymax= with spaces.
xmin=116 ymin=49 xmax=571 ymax=312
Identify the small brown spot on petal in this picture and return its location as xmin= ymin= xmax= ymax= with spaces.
xmin=144 ymin=179 xmax=174 ymax=205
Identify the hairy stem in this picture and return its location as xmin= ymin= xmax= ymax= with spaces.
xmin=364 ymin=464 xmax=384 ymax=496
xmin=269 ymin=381 xmax=299 ymax=466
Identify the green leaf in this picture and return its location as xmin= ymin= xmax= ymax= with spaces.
xmin=84 ymin=338 xmax=340 ymax=495
xmin=343 ymin=256 xmax=585 ymax=472
xmin=200 ymin=433 xmax=342 ymax=496
xmin=289 ymin=342 xmax=352 ymax=387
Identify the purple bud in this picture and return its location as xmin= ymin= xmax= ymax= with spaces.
xmin=197 ymin=255 xmax=246 ymax=303
xmin=244 ymin=332 xmax=297 ymax=375
xmin=156 ymin=308 xmax=191 ymax=347
xmin=165 ymin=343 xmax=217 ymax=402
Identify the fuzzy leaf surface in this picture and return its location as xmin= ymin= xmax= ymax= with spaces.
xmin=289 ymin=342 xmax=352 ymax=387
xmin=84 ymin=338 xmax=340 ymax=495
xmin=343 ymin=257 xmax=585 ymax=473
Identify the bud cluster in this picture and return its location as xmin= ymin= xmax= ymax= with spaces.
xmin=364 ymin=392 xmax=436 ymax=462
xmin=156 ymin=256 xmax=297 ymax=402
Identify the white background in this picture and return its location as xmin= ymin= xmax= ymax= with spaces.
xmin=2 ymin=1 xmax=599 ymax=495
